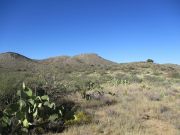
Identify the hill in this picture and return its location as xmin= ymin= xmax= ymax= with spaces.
xmin=0 ymin=51 xmax=179 ymax=96
xmin=41 ymin=53 xmax=117 ymax=67
xmin=0 ymin=51 xmax=179 ymax=81
xmin=0 ymin=52 xmax=180 ymax=135
xmin=0 ymin=52 xmax=38 ymax=71
xmin=0 ymin=52 xmax=117 ymax=70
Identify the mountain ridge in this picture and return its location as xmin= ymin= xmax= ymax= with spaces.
xmin=0 ymin=52 xmax=117 ymax=67
xmin=0 ymin=52 xmax=180 ymax=69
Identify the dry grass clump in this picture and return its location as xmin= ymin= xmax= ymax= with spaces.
xmin=49 ymin=83 xmax=180 ymax=135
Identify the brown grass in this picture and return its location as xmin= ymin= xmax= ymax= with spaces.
xmin=46 ymin=83 xmax=180 ymax=135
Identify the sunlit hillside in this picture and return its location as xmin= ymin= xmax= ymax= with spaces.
xmin=0 ymin=52 xmax=180 ymax=135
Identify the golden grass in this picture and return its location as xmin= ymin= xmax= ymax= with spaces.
xmin=48 ymin=83 xmax=180 ymax=135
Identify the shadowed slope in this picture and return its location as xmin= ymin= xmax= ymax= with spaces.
xmin=0 ymin=52 xmax=38 ymax=70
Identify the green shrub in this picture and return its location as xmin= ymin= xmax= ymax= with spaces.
xmin=65 ymin=111 xmax=91 ymax=126
xmin=146 ymin=59 xmax=154 ymax=63
xmin=0 ymin=83 xmax=75 ymax=134
xmin=70 ymin=78 xmax=102 ymax=99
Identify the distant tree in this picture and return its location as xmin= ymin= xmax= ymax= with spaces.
xmin=146 ymin=59 xmax=154 ymax=63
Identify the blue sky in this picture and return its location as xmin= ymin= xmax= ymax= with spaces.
xmin=0 ymin=0 xmax=180 ymax=64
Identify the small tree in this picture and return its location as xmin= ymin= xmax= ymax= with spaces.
xmin=146 ymin=59 xmax=154 ymax=63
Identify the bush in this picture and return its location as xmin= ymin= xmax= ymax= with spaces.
xmin=146 ymin=59 xmax=154 ymax=63
xmin=65 ymin=111 xmax=91 ymax=126
xmin=0 ymin=83 xmax=75 ymax=134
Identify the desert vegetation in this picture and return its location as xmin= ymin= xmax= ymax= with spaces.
xmin=0 ymin=52 xmax=180 ymax=135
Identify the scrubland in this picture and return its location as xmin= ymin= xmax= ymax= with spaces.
xmin=52 ymin=82 xmax=180 ymax=135
xmin=0 ymin=53 xmax=180 ymax=135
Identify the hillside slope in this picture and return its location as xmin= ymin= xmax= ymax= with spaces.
xmin=0 ymin=51 xmax=180 ymax=95
xmin=0 ymin=52 xmax=38 ymax=70
xmin=0 ymin=52 xmax=180 ymax=135
xmin=0 ymin=52 xmax=117 ymax=70
xmin=41 ymin=53 xmax=117 ymax=67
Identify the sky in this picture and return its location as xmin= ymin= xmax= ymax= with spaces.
xmin=0 ymin=0 xmax=180 ymax=64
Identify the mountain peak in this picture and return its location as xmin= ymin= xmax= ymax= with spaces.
xmin=75 ymin=53 xmax=99 ymax=57
xmin=0 ymin=52 xmax=35 ymax=70
xmin=0 ymin=52 xmax=31 ymax=60
xmin=73 ymin=53 xmax=116 ymax=65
